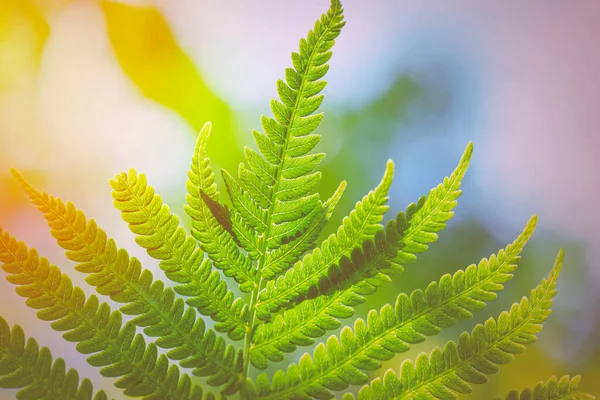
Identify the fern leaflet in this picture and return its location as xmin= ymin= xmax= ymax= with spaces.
xmin=0 ymin=317 xmax=108 ymax=400
xmin=497 ymin=375 xmax=594 ymax=400
xmin=350 ymin=249 xmax=565 ymax=399
xmin=10 ymin=170 xmax=243 ymax=394
xmin=262 ymin=180 xmax=346 ymax=280
xmin=0 ymin=228 xmax=213 ymax=399
xmin=185 ymin=121 xmax=259 ymax=292
xmin=110 ymin=168 xmax=248 ymax=340
xmin=228 ymin=0 xmax=346 ymax=267
xmin=251 ymin=215 xmax=538 ymax=398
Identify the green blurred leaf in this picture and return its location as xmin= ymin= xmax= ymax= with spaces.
xmin=101 ymin=0 xmax=243 ymax=169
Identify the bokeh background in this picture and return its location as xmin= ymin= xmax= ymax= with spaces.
xmin=1 ymin=0 xmax=599 ymax=398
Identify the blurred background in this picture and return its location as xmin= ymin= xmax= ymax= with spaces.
xmin=1 ymin=0 xmax=599 ymax=398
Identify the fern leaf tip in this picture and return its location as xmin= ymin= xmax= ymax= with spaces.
xmin=382 ymin=159 xmax=395 ymax=181
xmin=194 ymin=121 xmax=213 ymax=152
xmin=552 ymin=248 xmax=565 ymax=276
xmin=463 ymin=140 xmax=474 ymax=155
xmin=9 ymin=168 xmax=39 ymax=198
xmin=201 ymin=120 xmax=212 ymax=131
xmin=9 ymin=167 xmax=25 ymax=183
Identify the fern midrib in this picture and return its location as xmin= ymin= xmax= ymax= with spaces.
xmin=36 ymin=192 xmax=241 ymax=379
xmin=395 ymin=281 xmax=555 ymax=399
xmin=257 ymin=185 xmax=388 ymax=311
xmin=242 ymin=5 xmax=341 ymax=394
xmin=0 ymin=347 xmax=70 ymax=400
xmin=119 ymin=178 xmax=248 ymax=332
xmin=259 ymin=245 xmax=521 ymax=399
xmin=0 ymin=238 xmax=180 ymax=399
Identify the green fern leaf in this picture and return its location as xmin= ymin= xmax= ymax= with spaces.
xmin=0 ymin=228 xmax=217 ymax=399
xmin=110 ymin=168 xmax=249 ymax=340
xmin=262 ymin=181 xmax=346 ymax=280
xmin=224 ymin=0 xmax=345 ymax=266
xmin=223 ymin=168 xmax=268 ymax=234
xmin=497 ymin=375 xmax=594 ymax=400
xmin=0 ymin=317 xmax=108 ymax=400
xmin=9 ymin=171 xmax=243 ymax=394
xmin=185 ymin=122 xmax=258 ymax=292
xmin=349 ymin=249 xmax=565 ymax=400
xmin=256 ymin=159 xmax=394 ymax=316
xmin=251 ymin=215 xmax=538 ymax=398
xmin=249 ymin=143 xmax=472 ymax=369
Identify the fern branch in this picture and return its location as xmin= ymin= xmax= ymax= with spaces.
xmin=251 ymin=215 xmax=538 ymax=398
xmin=497 ymin=375 xmax=594 ymax=400
xmin=110 ymin=168 xmax=249 ymax=340
xmin=350 ymin=249 xmax=565 ymax=400
xmin=249 ymin=143 xmax=473 ymax=369
xmin=185 ymin=121 xmax=259 ymax=292
xmin=0 ymin=317 xmax=108 ymax=400
xmin=256 ymin=159 xmax=394 ymax=316
xmin=0 ymin=228 xmax=215 ymax=399
xmin=10 ymin=171 xmax=243 ymax=394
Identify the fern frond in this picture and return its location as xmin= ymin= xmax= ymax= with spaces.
xmin=9 ymin=171 xmax=243 ymax=394
xmin=0 ymin=317 xmax=107 ymax=400
xmin=110 ymin=168 xmax=249 ymax=340
xmin=251 ymin=215 xmax=538 ymax=398
xmin=256 ymin=159 xmax=394 ymax=316
xmin=497 ymin=375 xmax=594 ymax=400
xmin=249 ymin=143 xmax=472 ymax=369
xmin=226 ymin=0 xmax=345 ymax=264
xmin=350 ymin=249 xmax=565 ymax=400
xmin=185 ymin=122 xmax=258 ymax=292
xmin=0 ymin=228 xmax=218 ymax=399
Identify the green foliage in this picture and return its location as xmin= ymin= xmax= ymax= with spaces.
xmin=348 ymin=250 xmax=564 ymax=399
xmin=0 ymin=0 xmax=593 ymax=399
xmin=110 ymin=167 xmax=248 ymax=341
xmin=0 ymin=228 xmax=213 ymax=399
xmin=498 ymin=375 xmax=594 ymax=400
xmin=0 ymin=316 xmax=107 ymax=400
